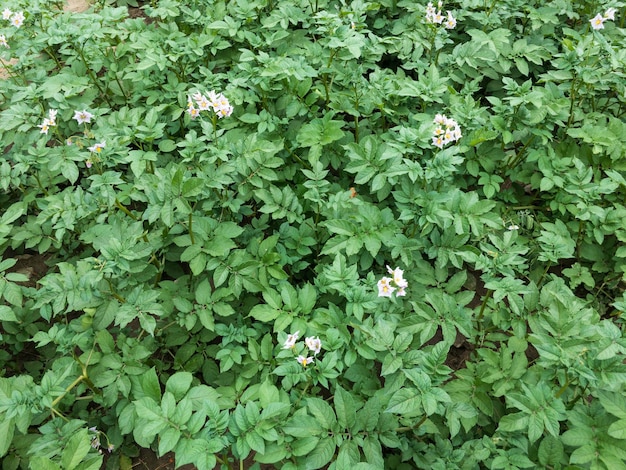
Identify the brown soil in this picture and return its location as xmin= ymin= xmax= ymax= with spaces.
xmin=0 ymin=58 xmax=19 ymax=80
xmin=64 ymin=0 xmax=91 ymax=13
xmin=133 ymin=449 xmax=195 ymax=470
xmin=9 ymin=252 xmax=52 ymax=287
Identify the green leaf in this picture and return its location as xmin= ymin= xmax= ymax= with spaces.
xmin=570 ymin=444 xmax=597 ymax=465
xmin=182 ymin=178 xmax=204 ymax=198
xmin=334 ymin=385 xmax=357 ymax=429
xmin=2 ymin=282 xmax=22 ymax=307
xmin=538 ymin=435 xmax=564 ymax=466
xmin=29 ymin=457 xmax=62 ymax=470
xmin=5 ymin=272 xmax=28 ymax=283
xmin=291 ymin=436 xmax=319 ymax=457
xmin=158 ymin=139 xmax=177 ymax=152
xmin=0 ymin=305 xmax=18 ymax=322
xmin=307 ymin=398 xmax=337 ymax=430
xmin=561 ymin=426 xmax=593 ymax=446
xmin=260 ymin=402 xmax=290 ymax=421
xmin=386 ymin=388 xmax=422 ymax=416
xmin=72 ymin=454 xmax=103 ymax=470
xmin=254 ymin=442 xmax=287 ymax=464
xmin=118 ymin=403 xmax=136 ymax=435
xmin=189 ymin=252 xmax=207 ymax=275
xmin=133 ymin=399 xmax=167 ymax=446
xmin=337 ymin=440 xmax=360 ymax=467
xmin=323 ymin=220 xmax=355 ymax=237
xmin=215 ymin=302 xmax=235 ymax=318
xmin=0 ymin=202 xmax=25 ymax=225
xmin=197 ymin=306 xmax=215 ymax=331
xmin=258 ymin=379 xmax=280 ymax=407
xmin=61 ymin=428 xmax=91 ymax=470
xmin=599 ymin=391 xmax=626 ymax=419
xmin=608 ymin=419 xmax=626 ymax=439
xmin=165 ymin=372 xmax=193 ymax=401
xmin=298 ymin=283 xmax=317 ymax=314
xmin=362 ymin=436 xmax=384 ymax=467
xmin=0 ymin=417 xmax=14 ymax=457
xmin=498 ymin=412 xmax=528 ymax=433
xmin=527 ymin=412 xmax=544 ymax=443
xmin=297 ymin=114 xmax=345 ymax=148
xmin=249 ymin=304 xmax=280 ymax=322
xmin=158 ymin=428 xmax=181 ymax=456
xmin=140 ymin=368 xmax=162 ymax=402
xmin=245 ymin=430 xmax=265 ymax=454
xmin=305 ymin=437 xmax=335 ymax=470
xmin=175 ymin=438 xmax=219 ymax=470
xmin=283 ymin=414 xmax=324 ymax=437
xmin=381 ymin=354 xmax=402 ymax=376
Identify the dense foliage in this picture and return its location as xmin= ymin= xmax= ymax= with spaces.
xmin=1 ymin=0 xmax=626 ymax=468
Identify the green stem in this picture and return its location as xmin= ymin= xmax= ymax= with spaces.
xmin=395 ymin=415 xmax=428 ymax=433
xmin=74 ymin=43 xmax=112 ymax=107
xmin=485 ymin=0 xmax=498 ymax=17
xmin=293 ymin=380 xmax=311 ymax=410
xmin=284 ymin=144 xmax=311 ymax=170
xmin=566 ymin=76 xmax=578 ymax=129
xmin=476 ymin=289 xmax=493 ymax=323
xmin=506 ymin=135 xmax=535 ymax=170
xmin=212 ymin=113 xmax=218 ymax=142
xmin=106 ymin=278 xmax=126 ymax=303
xmin=510 ymin=205 xmax=541 ymax=210
xmin=322 ymin=75 xmax=330 ymax=108
xmin=148 ymin=252 xmax=162 ymax=271
xmin=44 ymin=46 xmax=63 ymax=70
xmin=0 ymin=57 xmax=27 ymax=85
xmin=51 ymin=407 xmax=70 ymax=422
xmin=115 ymin=199 xmax=138 ymax=220
xmin=555 ymin=377 xmax=570 ymax=399
xmin=537 ymin=262 xmax=552 ymax=286
xmin=103 ymin=46 xmax=130 ymax=102
xmin=34 ymin=173 xmax=50 ymax=197
xmin=188 ymin=212 xmax=195 ymax=245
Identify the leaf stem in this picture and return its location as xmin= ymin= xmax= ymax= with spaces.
xmin=115 ymin=198 xmax=138 ymax=220
xmin=74 ymin=42 xmax=113 ymax=107
xmin=188 ymin=212 xmax=195 ymax=245
xmin=476 ymin=289 xmax=493 ymax=323
xmin=395 ymin=414 xmax=428 ymax=433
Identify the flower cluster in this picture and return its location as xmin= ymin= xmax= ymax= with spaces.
xmin=2 ymin=8 xmax=24 ymax=28
xmin=425 ymin=2 xmax=456 ymax=29
xmin=590 ymin=8 xmax=617 ymax=30
xmin=187 ymin=90 xmax=233 ymax=120
xmin=73 ymin=109 xmax=94 ymax=125
xmin=85 ymin=141 xmax=106 ymax=168
xmin=57 ymin=108 xmax=100 ymax=161
xmin=88 ymin=141 xmax=105 ymax=153
xmin=432 ymin=113 xmax=462 ymax=149
xmin=282 ymin=331 xmax=322 ymax=367
xmin=377 ymin=266 xmax=408 ymax=298
xmin=37 ymin=109 xmax=58 ymax=135
xmin=88 ymin=427 xmax=114 ymax=454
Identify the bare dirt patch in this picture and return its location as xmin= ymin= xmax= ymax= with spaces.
xmin=64 ymin=0 xmax=91 ymax=13
xmin=0 ymin=58 xmax=18 ymax=80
